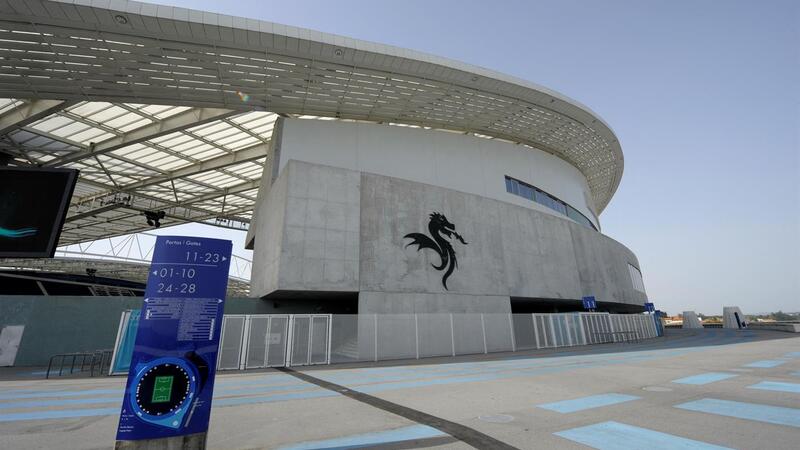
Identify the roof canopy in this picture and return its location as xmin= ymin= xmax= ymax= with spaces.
xmin=0 ymin=0 xmax=623 ymax=246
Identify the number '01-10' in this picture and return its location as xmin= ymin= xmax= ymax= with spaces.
xmin=185 ymin=251 xmax=221 ymax=263
xmin=156 ymin=268 xmax=196 ymax=279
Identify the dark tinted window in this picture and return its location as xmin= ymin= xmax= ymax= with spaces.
xmin=504 ymin=176 xmax=596 ymax=230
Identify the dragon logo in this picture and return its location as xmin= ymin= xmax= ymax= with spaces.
xmin=404 ymin=212 xmax=468 ymax=290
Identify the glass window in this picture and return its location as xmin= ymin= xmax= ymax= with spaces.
xmin=535 ymin=190 xmax=565 ymax=215
xmin=566 ymin=205 xmax=582 ymax=222
xmin=551 ymin=197 xmax=567 ymax=215
xmin=533 ymin=189 xmax=549 ymax=207
xmin=628 ymin=264 xmax=646 ymax=293
xmin=504 ymin=175 xmax=596 ymax=231
xmin=567 ymin=205 xmax=597 ymax=230
xmin=519 ymin=183 xmax=534 ymax=200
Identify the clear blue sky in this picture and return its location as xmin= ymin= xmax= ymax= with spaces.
xmin=143 ymin=0 xmax=799 ymax=315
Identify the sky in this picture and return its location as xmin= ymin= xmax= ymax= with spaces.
xmin=137 ymin=0 xmax=799 ymax=315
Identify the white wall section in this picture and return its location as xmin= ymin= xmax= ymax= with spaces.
xmin=278 ymin=119 xmax=600 ymax=229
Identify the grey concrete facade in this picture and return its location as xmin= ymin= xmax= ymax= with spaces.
xmin=250 ymin=158 xmax=361 ymax=296
xmin=250 ymin=158 xmax=647 ymax=314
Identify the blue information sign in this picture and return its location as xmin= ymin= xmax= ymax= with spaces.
xmin=116 ymin=236 xmax=232 ymax=441
xmin=582 ymin=296 xmax=597 ymax=310
xmin=644 ymin=302 xmax=655 ymax=313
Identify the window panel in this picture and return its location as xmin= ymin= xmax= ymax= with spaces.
xmin=628 ymin=264 xmax=646 ymax=293
xmin=519 ymin=183 xmax=534 ymax=201
xmin=505 ymin=175 xmax=596 ymax=230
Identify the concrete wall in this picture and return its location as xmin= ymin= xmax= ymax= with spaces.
xmin=277 ymin=118 xmax=600 ymax=229
xmin=278 ymin=159 xmax=361 ymax=291
xmin=250 ymin=159 xmax=647 ymax=313
xmin=747 ymin=322 xmax=800 ymax=333
xmin=249 ymin=153 xmax=289 ymax=296
xmin=0 ymin=296 xmax=288 ymax=366
xmin=358 ymin=170 xmax=645 ymax=312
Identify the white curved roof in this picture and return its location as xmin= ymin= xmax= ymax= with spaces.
xmin=0 ymin=0 xmax=623 ymax=245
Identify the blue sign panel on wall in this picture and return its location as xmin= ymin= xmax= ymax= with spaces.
xmin=116 ymin=236 xmax=232 ymax=441
xmin=582 ymin=296 xmax=597 ymax=310
xmin=644 ymin=302 xmax=655 ymax=312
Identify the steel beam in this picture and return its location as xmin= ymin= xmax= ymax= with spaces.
xmin=114 ymin=142 xmax=268 ymax=193
xmin=0 ymin=99 xmax=72 ymax=137
xmin=44 ymin=107 xmax=240 ymax=167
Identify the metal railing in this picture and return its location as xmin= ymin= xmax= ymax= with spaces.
xmin=215 ymin=312 xmax=660 ymax=370
xmin=46 ymin=349 xmax=113 ymax=379
xmin=593 ymin=331 xmax=641 ymax=344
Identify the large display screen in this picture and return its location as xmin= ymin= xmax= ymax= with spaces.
xmin=0 ymin=167 xmax=78 ymax=258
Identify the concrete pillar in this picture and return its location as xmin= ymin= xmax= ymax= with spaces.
xmin=681 ymin=311 xmax=703 ymax=329
xmin=722 ymin=306 xmax=747 ymax=329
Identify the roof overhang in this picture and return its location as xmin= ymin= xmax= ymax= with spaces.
xmin=0 ymin=0 xmax=623 ymax=220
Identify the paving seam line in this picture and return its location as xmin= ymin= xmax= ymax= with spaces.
xmin=278 ymin=367 xmax=520 ymax=450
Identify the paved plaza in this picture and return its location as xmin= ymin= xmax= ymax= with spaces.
xmin=1 ymin=328 xmax=798 ymax=449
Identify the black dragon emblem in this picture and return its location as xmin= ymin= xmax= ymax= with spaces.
xmin=404 ymin=212 xmax=468 ymax=290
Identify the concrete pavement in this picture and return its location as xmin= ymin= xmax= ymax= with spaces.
xmin=1 ymin=328 xmax=798 ymax=449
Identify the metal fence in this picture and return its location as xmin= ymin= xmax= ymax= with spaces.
xmin=216 ymin=312 xmax=659 ymax=370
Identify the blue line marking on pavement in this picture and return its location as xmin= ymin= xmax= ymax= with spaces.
xmin=537 ymin=393 xmax=640 ymax=414
xmin=0 ymin=407 xmax=120 ymax=422
xmin=278 ymin=424 xmax=445 ymax=450
xmin=0 ymin=388 xmax=122 ymax=401
xmin=675 ymin=398 xmax=800 ymax=428
xmin=554 ymin=421 xmax=731 ymax=449
xmin=792 ymin=372 xmax=800 ymax=377
xmin=215 ymin=374 xmax=301 ymax=387
xmin=213 ymin=389 xmax=339 ymax=407
xmin=357 ymin=374 xmax=502 ymax=393
xmin=0 ymin=330 xmax=767 ymax=423
xmin=0 ymin=382 xmax=319 ymax=405
xmin=0 ymin=389 xmax=339 ymax=414
xmin=0 ymin=395 xmax=122 ymax=410
xmin=744 ymin=360 xmax=786 ymax=368
xmin=747 ymin=381 xmax=800 ymax=394
xmin=784 ymin=352 xmax=800 ymax=358
xmin=214 ymin=383 xmax=317 ymax=397
xmin=672 ymin=373 xmax=738 ymax=385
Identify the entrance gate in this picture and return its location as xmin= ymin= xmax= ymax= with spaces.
xmin=217 ymin=314 xmax=331 ymax=370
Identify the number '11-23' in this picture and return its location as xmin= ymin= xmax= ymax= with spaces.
xmin=185 ymin=251 xmax=222 ymax=263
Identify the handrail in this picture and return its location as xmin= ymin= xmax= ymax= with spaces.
xmin=45 ymin=349 xmax=113 ymax=379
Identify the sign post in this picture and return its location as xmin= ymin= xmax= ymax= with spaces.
xmin=115 ymin=236 xmax=232 ymax=450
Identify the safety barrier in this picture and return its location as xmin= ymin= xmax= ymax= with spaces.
xmin=217 ymin=314 xmax=331 ymax=370
xmin=215 ymin=312 xmax=659 ymax=369
xmin=45 ymin=349 xmax=112 ymax=379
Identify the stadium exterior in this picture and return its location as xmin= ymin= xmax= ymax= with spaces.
xmin=0 ymin=0 xmax=647 ymax=314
